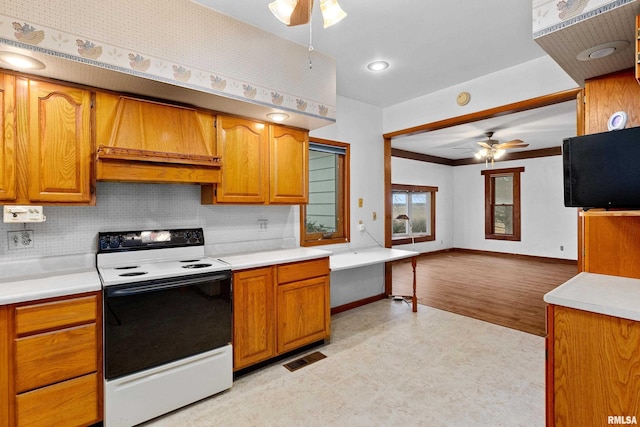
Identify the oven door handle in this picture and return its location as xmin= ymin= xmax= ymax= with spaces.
xmin=107 ymin=272 xmax=231 ymax=297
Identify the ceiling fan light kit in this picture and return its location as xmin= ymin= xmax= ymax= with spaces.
xmin=474 ymin=131 xmax=529 ymax=167
xmin=268 ymin=0 xmax=347 ymax=28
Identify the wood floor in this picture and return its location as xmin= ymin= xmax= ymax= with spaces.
xmin=391 ymin=250 xmax=578 ymax=336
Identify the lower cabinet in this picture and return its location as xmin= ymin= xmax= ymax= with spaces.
xmin=233 ymin=257 xmax=330 ymax=371
xmin=233 ymin=266 xmax=276 ymax=370
xmin=546 ymin=304 xmax=640 ymax=426
xmin=0 ymin=292 xmax=102 ymax=427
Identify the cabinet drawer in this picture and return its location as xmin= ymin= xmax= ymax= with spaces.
xmin=15 ymin=294 xmax=97 ymax=336
xmin=15 ymin=324 xmax=97 ymax=393
xmin=277 ymin=258 xmax=329 ymax=284
xmin=15 ymin=372 xmax=99 ymax=427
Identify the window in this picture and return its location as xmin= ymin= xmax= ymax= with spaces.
xmin=301 ymin=139 xmax=350 ymax=246
xmin=481 ymin=167 xmax=524 ymax=241
xmin=391 ymin=184 xmax=437 ymax=245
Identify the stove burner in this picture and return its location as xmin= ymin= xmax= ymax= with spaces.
xmin=119 ymin=271 xmax=148 ymax=277
xmin=179 ymin=259 xmax=201 ymax=263
xmin=182 ymin=263 xmax=212 ymax=269
xmin=114 ymin=266 xmax=140 ymax=270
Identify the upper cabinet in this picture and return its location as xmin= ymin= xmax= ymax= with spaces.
xmin=270 ymin=125 xmax=308 ymax=204
xmin=212 ymin=116 xmax=269 ymax=204
xmin=95 ymin=93 xmax=220 ymax=184
xmin=25 ymin=80 xmax=93 ymax=203
xmin=0 ymin=73 xmax=16 ymax=202
xmin=584 ymin=69 xmax=640 ymax=134
xmin=0 ymin=75 xmax=94 ymax=205
xmin=203 ymin=115 xmax=308 ymax=205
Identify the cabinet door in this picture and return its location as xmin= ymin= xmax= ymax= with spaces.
xmin=27 ymin=80 xmax=92 ymax=203
xmin=216 ymin=116 xmax=268 ymax=203
xmin=269 ymin=126 xmax=308 ymax=204
xmin=0 ymin=73 xmax=16 ymax=201
xmin=552 ymin=305 xmax=640 ymax=426
xmin=276 ymin=275 xmax=330 ymax=354
xmin=233 ymin=267 xmax=275 ymax=370
xmin=583 ymin=215 xmax=640 ymax=279
xmin=0 ymin=306 xmax=9 ymax=427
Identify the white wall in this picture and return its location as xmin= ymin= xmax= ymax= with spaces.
xmin=383 ymin=56 xmax=578 ymax=134
xmin=453 ymin=157 xmax=577 ymax=259
xmin=310 ymin=95 xmax=388 ymax=306
xmin=310 ymin=95 xmax=385 ymax=251
xmin=384 ymin=55 xmax=579 ymax=260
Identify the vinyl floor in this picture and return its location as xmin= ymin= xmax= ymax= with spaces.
xmin=144 ymin=299 xmax=545 ymax=426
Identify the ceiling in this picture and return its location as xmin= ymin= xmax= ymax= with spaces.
xmin=196 ymin=0 xmax=549 ymax=109
xmin=391 ymin=100 xmax=577 ymax=160
xmin=197 ymin=0 xmax=580 ymax=159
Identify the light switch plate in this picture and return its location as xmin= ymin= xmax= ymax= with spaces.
xmin=3 ymin=206 xmax=46 ymax=223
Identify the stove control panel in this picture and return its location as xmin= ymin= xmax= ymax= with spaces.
xmin=98 ymin=228 xmax=204 ymax=252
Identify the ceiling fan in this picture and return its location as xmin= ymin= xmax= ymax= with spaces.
xmin=474 ymin=131 xmax=529 ymax=166
xmin=269 ymin=0 xmax=347 ymax=28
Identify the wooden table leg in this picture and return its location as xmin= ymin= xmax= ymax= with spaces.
xmin=411 ymin=256 xmax=417 ymax=312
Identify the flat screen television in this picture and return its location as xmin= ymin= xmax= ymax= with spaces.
xmin=563 ymin=126 xmax=640 ymax=209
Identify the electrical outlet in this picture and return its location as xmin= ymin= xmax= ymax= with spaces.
xmin=258 ymin=219 xmax=268 ymax=232
xmin=8 ymin=230 xmax=34 ymax=250
xmin=560 ymin=245 xmax=564 ymax=251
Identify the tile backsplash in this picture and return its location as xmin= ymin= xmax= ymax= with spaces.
xmin=0 ymin=182 xmax=297 ymax=263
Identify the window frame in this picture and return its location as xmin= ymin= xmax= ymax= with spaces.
xmin=300 ymin=138 xmax=350 ymax=247
xmin=481 ymin=166 xmax=524 ymax=241
xmin=391 ymin=184 xmax=438 ymax=245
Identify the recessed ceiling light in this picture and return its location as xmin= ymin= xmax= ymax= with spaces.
xmin=0 ymin=51 xmax=45 ymax=70
xmin=576 ymin=41 xmax=629 ymax=61
xmin=366 ymin=60 xmax=389 ymax=72
xmin=267 ymin=112 xmax=289 ymax=122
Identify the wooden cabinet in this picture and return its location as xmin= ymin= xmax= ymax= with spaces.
xmin=582 ymin=212 xmax=640 ymax=279
xmin=203 ymin=116 xmax=308 ymax=205
xmin=213 ymin=116 xmax=269 ymax=204
xmin=269 ymin=125 xmax=308 ymax=204
xmin=23 ymin=79 xmax=93 ymax=203
xmin=0 ymin=75 xmax=94 ymax=205
xmin=636 ymin=15 xmax=640 ymax=84
xmin=547 ymin=69 xmax=640 ymax=426
xmin=232 ymin=257 xmax=330 ymax=371
xmin=0 ymin=292 xmax=102 ymax=427
xmin=0 ymin=73 xmax=16 ymax=201
xmin=95 ymin=93 xmax=220 ymax=184
xmin=546 ymin=305 xmax=640 ymax=426
xmin=233 ymin=266 xmax=275 ymax=370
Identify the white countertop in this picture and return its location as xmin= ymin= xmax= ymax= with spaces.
xmin=217 ymin=247 xmax=332 ymax=270
xmin=0 ymin=269 xmax=101 ymax=305
xmin=329 ymin=247 xmax=418 ymax=271
xmin=544 ymin=272 xmax=640 ymax=322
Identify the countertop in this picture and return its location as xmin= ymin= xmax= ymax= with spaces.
xmin=544 ymin=272 xmax=640 ymax=322
xmin=217 ymin=247 xmax=332 ymax=270
xmin=1 ymin=245 xmax=407 ymax=305
xmin=329 ymin=247 xmax=418 ymax=272
xmin=0 ymin=269 xmax=101 ymax=305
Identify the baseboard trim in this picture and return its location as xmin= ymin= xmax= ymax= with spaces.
xmin=450 ymin=248 xmax=577 ymax=265
xmin=331 ymin=293 xmax=386 ymax=315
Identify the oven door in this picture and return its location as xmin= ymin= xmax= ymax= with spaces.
xmin=104 ymin=271 xmax=232 ymax=380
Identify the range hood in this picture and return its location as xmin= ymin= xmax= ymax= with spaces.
xmin=95 ymin=93 xmax=222 ymax=185
xmin=534 ymin=1 xmax=640 ymax=85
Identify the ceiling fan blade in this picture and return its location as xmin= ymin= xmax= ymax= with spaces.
xmin=288 ymin=0 xmax=312 ymax=26
xmin=477 ymin=142 xmax=493 ymax=149
xmin=496 ymin=139 xmax=524 ymax=147
xmin=496 ymin=143 xmax=529 ymax=149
